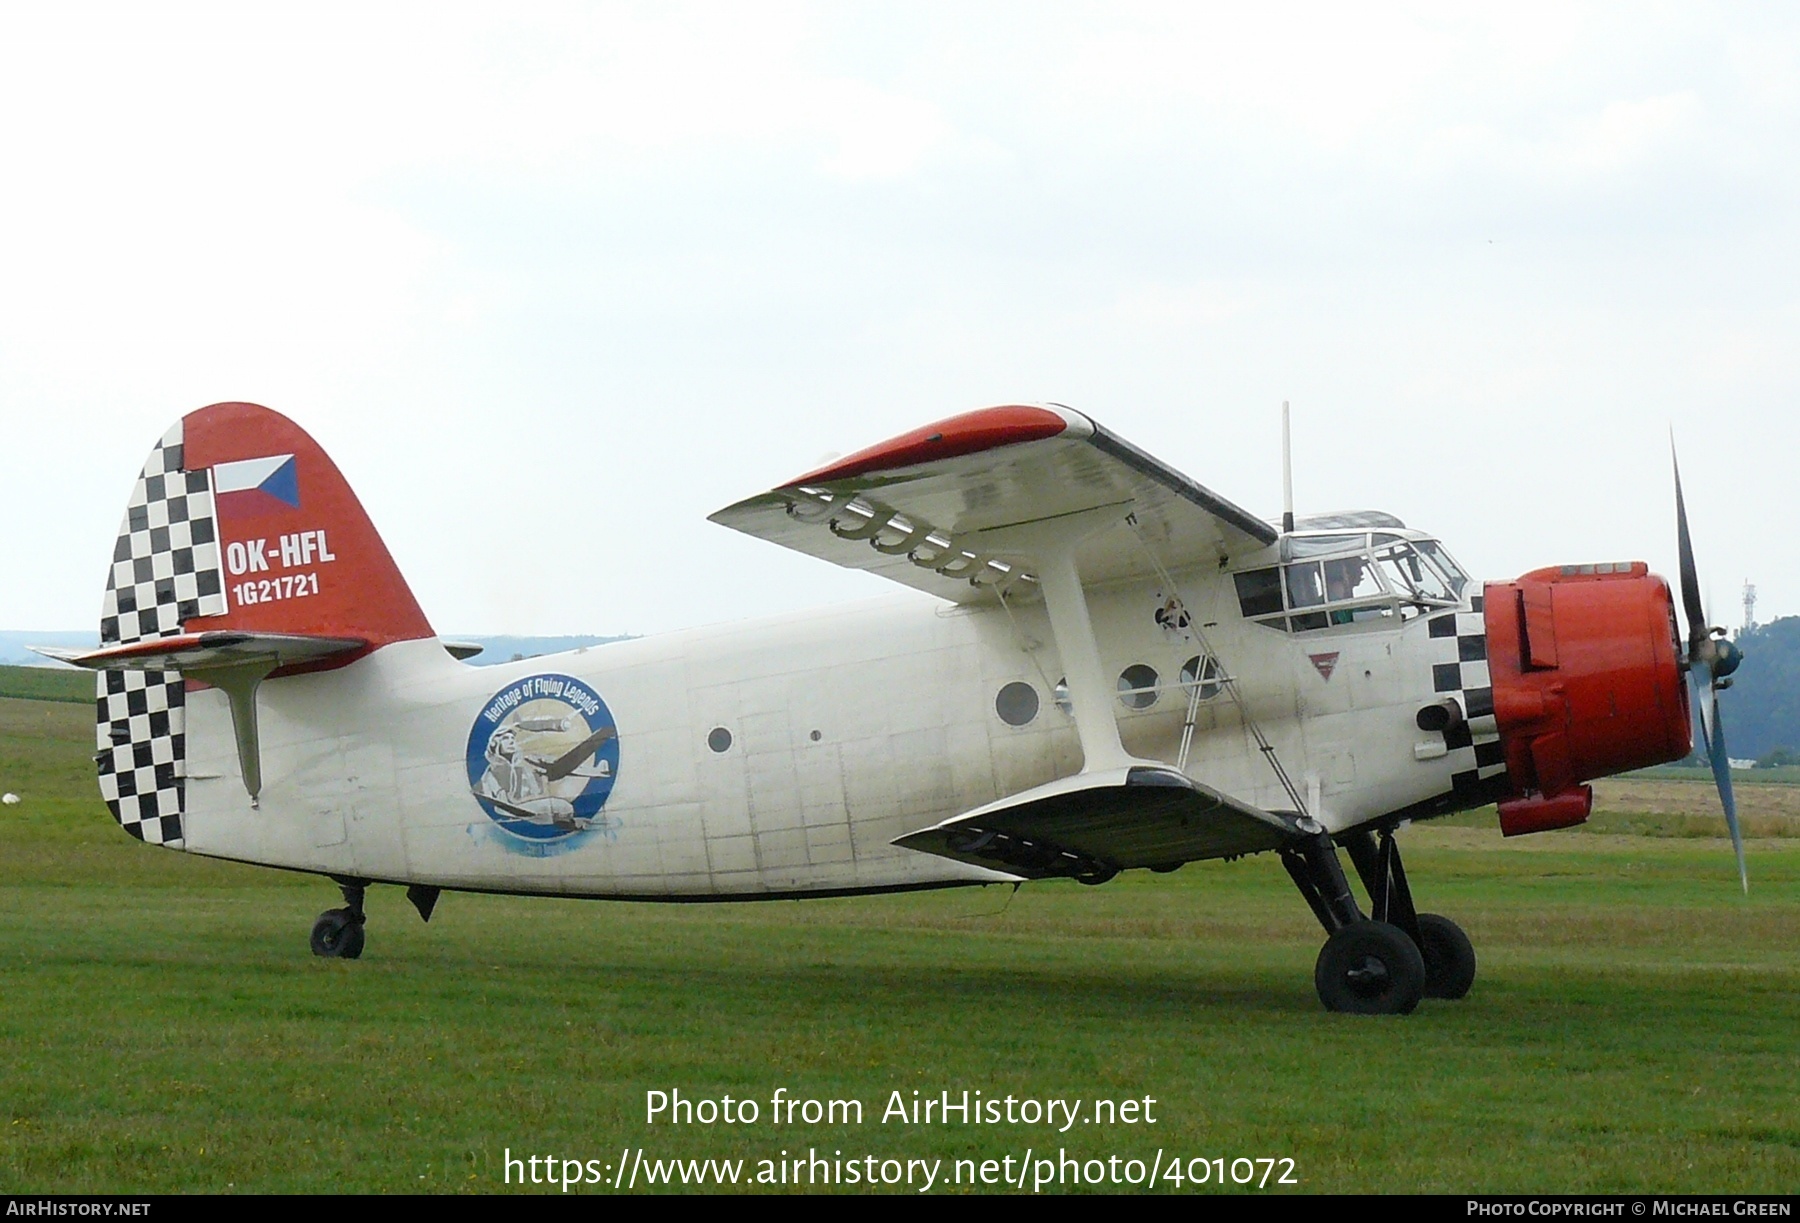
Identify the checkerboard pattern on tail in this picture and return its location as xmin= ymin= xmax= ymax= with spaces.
xmin=1426 ymin=597 xmax=1509 ymax=803
xmin=93 ymin=422 xmax=228 ymax=845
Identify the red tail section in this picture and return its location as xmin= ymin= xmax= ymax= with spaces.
xmin=183 ymin=402 xmax=433 ymax=657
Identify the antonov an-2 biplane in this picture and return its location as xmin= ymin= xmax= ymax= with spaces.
xmin=41 ymin=401 xmax=1745 ymax=1014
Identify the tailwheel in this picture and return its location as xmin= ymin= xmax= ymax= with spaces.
xmin=1314 ymin=920 xmax=1425 ymax=1015
xmin=311 ymin=877 xmax=368 ymax=959
xmin=310 ymin=908 xmax=365 ymax=959
xmin=1415 ymin=912 xmax=1476 ymax=999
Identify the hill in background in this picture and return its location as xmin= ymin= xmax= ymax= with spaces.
xmin=0 ymin=632 xmax=95 ymax=668
xmin=1722 ymin=616 xmax=1800 ymax=762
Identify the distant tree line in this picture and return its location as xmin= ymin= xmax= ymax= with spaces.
xmin=1713 ymin=615 xmax=1800 ymax=765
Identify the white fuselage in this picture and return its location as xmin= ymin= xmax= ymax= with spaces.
xmin=178 ymin=566 xmax=1477 ymax=898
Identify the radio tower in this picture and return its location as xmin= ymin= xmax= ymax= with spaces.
xmin=1742 ymin=580 xmax=1757 ymax=636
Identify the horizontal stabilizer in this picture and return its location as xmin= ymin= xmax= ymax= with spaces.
xmin=33 ymin=631 xmax=366 ymax=673
xmin=894 ymin=766 xmax=1302 ymax=880
xmin=38 ymin=630 xmax=367 ymax=808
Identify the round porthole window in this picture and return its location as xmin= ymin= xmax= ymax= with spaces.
xmin=707 ymin=727 xmax=732 ymax=753
xmin=995 ymin=681 xmax=1040 ymax=727
xmin=1118 ymin=664 xmax=1159 ymax=710
xmin=1180 ymin=654 xmax=1223 ymax=701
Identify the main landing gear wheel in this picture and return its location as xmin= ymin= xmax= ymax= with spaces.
xmin=1415 ymin=912 xmax=1476 ymax=1000
xmin=311 ymin=907 xmax=365 ymax=959
xmin=1315 ymin=920 xmax=1425 ymax=1015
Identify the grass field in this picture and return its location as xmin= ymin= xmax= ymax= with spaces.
xmin=0 ymin=663 xmax=91 ymax=705
xmin=0 ymin=693 xmax=1796 ymax=1195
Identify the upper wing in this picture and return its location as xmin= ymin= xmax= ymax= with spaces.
xmin=708 ymin=405 xmax=1276 ymax=604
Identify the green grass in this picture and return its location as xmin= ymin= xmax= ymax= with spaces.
xmin=0 ymin=696 xmax=1796 ymax=1194
xmin=0 ymin=664 xmax=91 ymax=705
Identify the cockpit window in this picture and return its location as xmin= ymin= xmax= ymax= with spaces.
xmin=1285 ymin=533 xmax=1363 ymax=559
xmin=1237 ymin=530 xmax=1462 ymax=633
xmin=1415 ymin=540 xmax=1469 ymax=596
xmin=1233 ymin=568 xmax=1283 ymax=617
xmin=1284 ymin=562 xmax=1326 ymax=609
xmin=1324 ymin=555 xmax=1382 ymax=602
xmin=1375 ymin=542 xmax=1455 ymax=603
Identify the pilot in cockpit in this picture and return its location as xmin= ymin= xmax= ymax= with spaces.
xmin=1326 ymin=555 xmax=1370 ymax=624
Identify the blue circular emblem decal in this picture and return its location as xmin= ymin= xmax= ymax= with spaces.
xmin=466 ymin=673 xmax=621 ymax=841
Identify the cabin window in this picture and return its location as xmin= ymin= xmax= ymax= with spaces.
xmin=1181 ymin=654 xmax=1222 ymax=700
xmin=995 ymin=681 xmax=1040 ymax=727
xmin=707 ymin=727 xmax=732 ymax=753
xmin=1117 ymin=664 xmax=1159 ymax=710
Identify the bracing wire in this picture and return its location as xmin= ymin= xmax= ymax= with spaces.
xmin=1125 ymin=516 xmax=1309 ymax=817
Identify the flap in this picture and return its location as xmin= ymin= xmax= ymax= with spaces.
xmin=709 ymin=405 xmax=1277 ymax=605
xmin=893 ymin=765 xmax=1302 ymax=878
xmin=34 ymin=630 xmax=366 ymax=673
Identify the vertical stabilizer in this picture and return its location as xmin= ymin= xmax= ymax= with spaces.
xmin=181 ymin=402 xmax=433 ymax=649
xmin=94 ymin=402 xmax=434 ymax=844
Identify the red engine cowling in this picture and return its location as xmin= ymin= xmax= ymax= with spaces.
xmin=1483 ymin=563 xmax=1691 ymax=836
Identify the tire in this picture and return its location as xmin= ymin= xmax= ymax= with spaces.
xmin=1314 ymin=920 xmax=1426 ymax=1015
xmin=311 ymin=908 xmax=366 ymax=960
xmin=1415 ymin=912 xmax=1476 ymax=1000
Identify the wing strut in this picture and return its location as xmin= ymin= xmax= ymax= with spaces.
xmin=1034 ymin=544 xmax=1135 ymax=773
xmin=973 ymin=506 xmax=1140 ymax=774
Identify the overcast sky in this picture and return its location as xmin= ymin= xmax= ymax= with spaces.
xmin=3 ymin=3 xmax=1795 ymax=637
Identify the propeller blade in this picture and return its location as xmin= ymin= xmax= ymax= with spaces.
xmin=1704 ymin=697 xmax=1748 ymax=894
xmin=1673 ymin=438 xmax=1746 ymax=893
xmin=1671 ymin=442 xmax=1707 ymax=650
xmin=1694 ymin=671 xmax=1716 ymax=754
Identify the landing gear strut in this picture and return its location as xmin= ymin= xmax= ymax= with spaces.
xmin=1341 ymin=828 xmax=1477 ymax=1000
xmin=1281 ymin=832 xmax=1423 ymax=1015
xmin=311 ymin=878 xmax=367 ymax=959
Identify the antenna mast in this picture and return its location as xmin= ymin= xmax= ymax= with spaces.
xmin=1742 ymin=580 xmax=1757 ymax=636
xmin=1281 ymin=400 xmax=1295 ymax=534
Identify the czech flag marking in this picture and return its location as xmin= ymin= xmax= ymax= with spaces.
xmin=213 ymin=454 xmax=299 ymax=517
